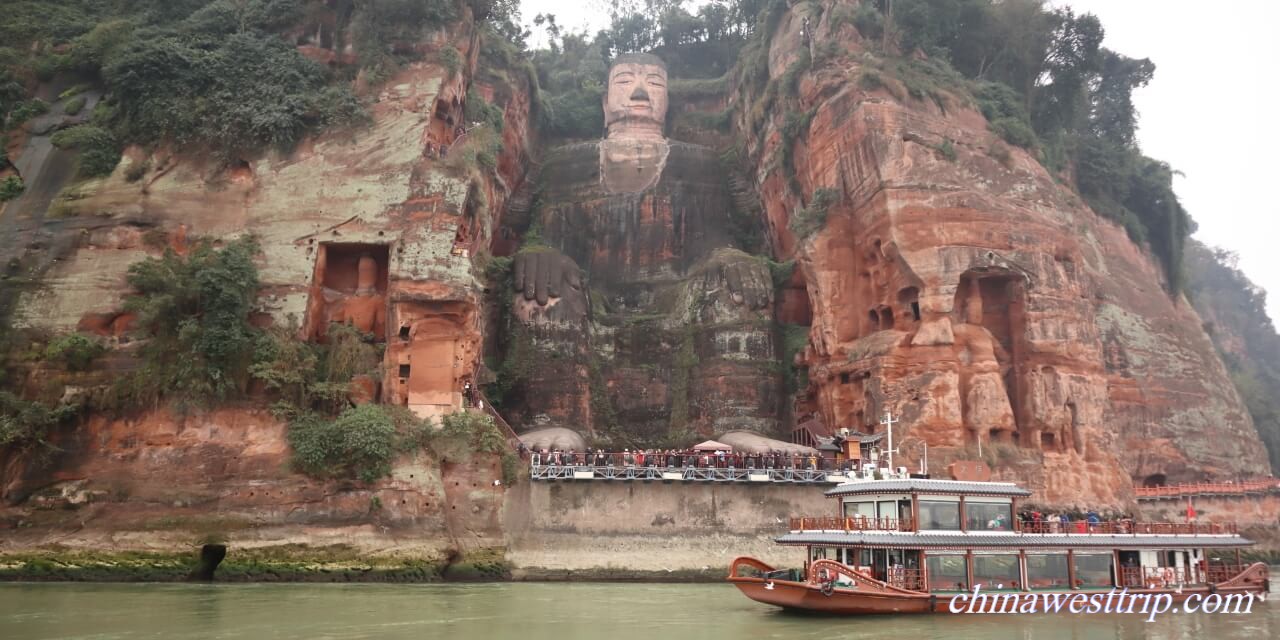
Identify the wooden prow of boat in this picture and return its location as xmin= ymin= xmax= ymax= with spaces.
xmin=728 ymin=557 xmax=1270 ymax=615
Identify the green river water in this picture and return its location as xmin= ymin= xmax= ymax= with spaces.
xmin=0 ymin=581 xmax=1276 ymax=639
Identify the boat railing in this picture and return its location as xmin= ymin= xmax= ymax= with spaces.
xmin=530 ymin=462 xmax=843 ymax=484
xmin=789 ymin=516 xmax=915 ymax=532
xmin=1016 ymin=520 xmax=1238 ymax=535
xmin=886 ymin=567 xmax=927 ymax=592
xmin=1118 ymin=565 xmax=1201 ymax=588
xmin=1205 ymin=563 xmax=1250 ymax=584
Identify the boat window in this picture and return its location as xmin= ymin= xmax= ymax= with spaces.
xmin=966 ymin=502 xmax=1013 ymax=531
xmin=972 ymin=554 xmax=1020 ymax=591
xmin=844 ymin=501 xmax=876 ymax=518
xmin=1026 ymin=553 xmax=1070 ymax=590
xmin=1073 ymin=553 xmax=1113 ymax=589
xmin=926 ymin=554 xmax=968 ymax=591
xmin=917 ymin=500 xmax=960 ymax=530
xmin=877 ymin=500 xmax=897 ymax=520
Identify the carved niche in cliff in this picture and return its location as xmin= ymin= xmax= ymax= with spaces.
xmin=501 ymin=53 xmax=781 ymax=441
xmin=303 ymin=243 xmax=389 ymax=342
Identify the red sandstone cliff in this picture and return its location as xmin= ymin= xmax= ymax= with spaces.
xmin=738 ymin=2 xmax=1269 ymax=507
xmin=0 ymin=0 xmax=1273 ymax=557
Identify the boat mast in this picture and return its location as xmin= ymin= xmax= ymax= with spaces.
xmin=880 ymin=410 xmax=899 ymax=474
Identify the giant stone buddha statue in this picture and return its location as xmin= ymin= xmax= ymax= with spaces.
xmin=506 ymin=53 xmax=781 ymax=441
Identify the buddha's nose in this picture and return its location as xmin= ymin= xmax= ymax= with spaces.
xmin=630 ymin=84 xmax=650 ymax=102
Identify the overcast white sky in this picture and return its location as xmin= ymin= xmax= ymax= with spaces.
xmin=518 ymin=0 xmax=1280 ymax=324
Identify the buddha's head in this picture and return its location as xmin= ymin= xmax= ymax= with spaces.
xmin=604 ymin=53 xmax=668 ymax=140
xmin=356 ymin=254 xmax=380 ymax=295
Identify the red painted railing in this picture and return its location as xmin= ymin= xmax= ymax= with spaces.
xmin=789 ymin=516 xmax=915 ymax=532
xmin=1135 ymin=479 xmax=1280 ymax=498
xmin=1018 ymin=521 xmax=1238 ymax=535
xmin=789 ymin=517 xmax=1238 ymax=535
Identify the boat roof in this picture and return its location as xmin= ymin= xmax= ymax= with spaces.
xmin=825 ymin=478 xmax=1032 ymax=498
xmin=777 ymin=531 xmax=1254 ymax=549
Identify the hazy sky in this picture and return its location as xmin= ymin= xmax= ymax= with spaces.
xmin=518 ymin=0 xmax=1280 ymax=323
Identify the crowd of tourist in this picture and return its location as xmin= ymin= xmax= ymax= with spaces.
xmin=521 ymin=446 xmax=841 ymax=472
xmin=1015 ymin=509 xmax=1138 ymax=533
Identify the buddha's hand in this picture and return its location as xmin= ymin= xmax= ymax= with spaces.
xmin=513 ymin=248 xmax=585 ymax=306
xmin=721 ymin=257 xmax=773 ymax=310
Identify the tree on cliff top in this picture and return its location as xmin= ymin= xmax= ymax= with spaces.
xmin=1186 ymin=243 xmax=1280 ymax=472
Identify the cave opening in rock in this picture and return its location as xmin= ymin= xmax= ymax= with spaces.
xmin=898 ymin=286 xmax=921 ymax=323
xmin=1041 ymin=432 xmax=1056 ymax=450
xmin=1143 ymin=473 xmax=1168 ymax=487
xmin=878 ymin=307 xmax=894 ymax=330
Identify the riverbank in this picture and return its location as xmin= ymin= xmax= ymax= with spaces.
xmin=0 ymin=546 xmax=738 ymax=583
xmin=0 ymin=545 xmax=513 ymax=583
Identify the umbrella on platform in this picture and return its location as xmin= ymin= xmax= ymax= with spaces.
xmin=692 ymin=440 xmax=733 ymax=452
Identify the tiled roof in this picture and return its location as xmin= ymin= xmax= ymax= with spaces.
xmin=777 ymin=531 xmax=1253 ymax=549
xmin=825 ymin=479 xmax=1033 ymax=498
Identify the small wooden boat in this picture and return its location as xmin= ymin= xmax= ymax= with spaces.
xmin=728 ymin=475 xmax=1270 ymax=614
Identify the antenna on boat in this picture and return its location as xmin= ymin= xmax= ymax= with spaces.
xmin=880 ymin=410 xmax=899 ymax=475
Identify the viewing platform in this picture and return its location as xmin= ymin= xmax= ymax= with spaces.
xmin=529 ymin=463 xmax=847 ymax=484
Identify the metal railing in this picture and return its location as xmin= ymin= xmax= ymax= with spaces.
xmin=529 ymin=463 xmax=844 ymax=483
xmin=1135 ymin=479 xmax=1280 ymax=499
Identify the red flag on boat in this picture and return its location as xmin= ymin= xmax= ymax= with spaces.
xmin=1186 ymin=496 xmax=1196 ymax=522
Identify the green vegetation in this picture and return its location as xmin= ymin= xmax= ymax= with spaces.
xmin=0 ymin=391 xmax=80 ymax=451
xmin=0 ymin=175 xmax=23 ymax=201
xmin=287 ymin=404 xmax=420 ymax=483
xmin=0 ymin=1 xmax=393 ymax=159
xmin=854 ymin=0 xmax=1188 ymax=291
xmin=44 ymin=333 xmax=106 ymax=371
xmin=1185 ymin=242 xmax=1280 ymax=472
xmin=108 ymin=237 xmax=261 ymax=410
xmin=780 ymin=323 xmax=810 ymax=394
xmin=788 ymin=187 xmax=838 ymax=240
xmin=63 ymin=95 xmax=86 ymax=116
xmin=50 ymin=125 xmax=120 ymax=178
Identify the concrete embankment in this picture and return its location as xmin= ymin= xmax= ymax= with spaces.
xmin=503 ymin=479 xmax=831 ymax=577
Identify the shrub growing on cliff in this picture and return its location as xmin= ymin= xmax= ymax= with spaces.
xmin=0 ymin=176 xmax=23 ymax=202
xmin=287 ymin=404 xmax=419 ymax=483
xmin=50 ymin=125 xmax=120 ymax=178
xmin=788 ymin=187 xmax=839 ymax=240
xmin=112 ymin=237 xmax=261 ymax=409
xmin=44 ymin=334 xmax=106 ymax=372
xmin=0 ymin=391 xmax=79 ymax=451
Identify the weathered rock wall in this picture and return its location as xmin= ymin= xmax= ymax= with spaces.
xmin=736 ymin=1 xmax=1269 ymax=508
xmin=0 ymin=407 xmax=506 ymax=554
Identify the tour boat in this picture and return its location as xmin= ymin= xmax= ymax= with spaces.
xmin=727 ymin=472 xmax=1270 ymax=614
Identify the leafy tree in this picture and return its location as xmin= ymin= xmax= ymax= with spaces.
xmin=0 ymin=391 xmax=80 ymax=451
xmin=1090 ymin=50 xmax=1155 ymax=144
xmin=117 ymin=237 xmax=261 ymax=407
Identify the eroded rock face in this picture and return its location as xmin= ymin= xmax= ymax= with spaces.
xmin=501 ymin=54 xmax=782 ymax=441
xmin=0 ymin=408 xmax=505 ymax=551
xmin=744 ymin=2 xmax=1270 ymax=507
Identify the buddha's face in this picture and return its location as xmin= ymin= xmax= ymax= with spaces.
xmin=604 ymin=61 xmax=668 ymax=136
